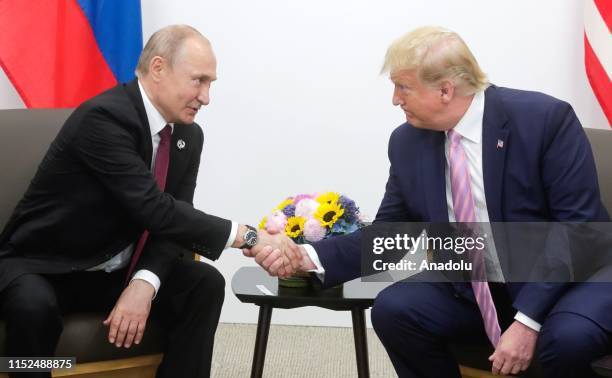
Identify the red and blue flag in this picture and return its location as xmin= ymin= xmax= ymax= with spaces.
xmin=0 ymin=0 xmax=142 ymax=108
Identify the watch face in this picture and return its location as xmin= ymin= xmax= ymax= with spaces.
xmin=245 ymin=230 xmax=258 ymax=246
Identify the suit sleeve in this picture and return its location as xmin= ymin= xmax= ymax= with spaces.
xmin=71 ymin=109 xmax=231 ymax=260
xmin=512 ymin=101 xmax=609 ymax=323
xmin=375 ymin=131 xmax=413 ymax=223
xmin=315 ymin=129 xmax=412 ymax=287
xmin=540 ymin=102 xmax=607 ymax=221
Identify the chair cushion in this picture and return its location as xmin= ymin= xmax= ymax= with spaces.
xmin=0 ymin=313 xmax=164 ymax=362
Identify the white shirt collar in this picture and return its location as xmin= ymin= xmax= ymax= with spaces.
xmin=447 ymin=90 xmax=485 ymax=143
xmin=137 ymin=81 xmax=174 ymax=136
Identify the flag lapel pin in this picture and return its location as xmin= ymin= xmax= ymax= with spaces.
xmin=496 ymin=139 xmax=504 ymax=149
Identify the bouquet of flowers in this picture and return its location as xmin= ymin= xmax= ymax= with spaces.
xmin=259 ymin=192 xmax=366 ymax=243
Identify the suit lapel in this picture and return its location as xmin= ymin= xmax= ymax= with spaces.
xmin=166 ymin=124 xmax=192 ymax=189
xmin=481 ymin=85 xmax=512 ymax=277
xmin=123 ymin=80 xmax=193 ymax=192
xmin=482 ymin=85 xmax=509 ymax=222
xmin=124 ymin=79 xmax=154 ymax=168
xmin=422 ymin=131 xmax=450 ymax=222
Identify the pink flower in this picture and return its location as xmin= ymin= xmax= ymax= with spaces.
xmin=266 ymin=210 xmax=287 ymax=234
xmin=295 ymin=198 xmax=320 ymax=218
xmin=294 ymin=193 xmax=316 ymax=204
xmin=304 ymin=218 xmax=327 ymax=242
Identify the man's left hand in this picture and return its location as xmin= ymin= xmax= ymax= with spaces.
xmin=103 ymin=279 xmax=155 ymax=348
xmin=489 ymin=320 xmax=538 ymax=375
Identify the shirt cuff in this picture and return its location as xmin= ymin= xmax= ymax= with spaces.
xmin=224 ymin=221 xmax=239 ymax=250
xmin=514 ymin=311 xmax=542 ymax=332
xmin=302 ymin=244 xmax=325 ymax=283
xmin=131 ymin=270 xmax=161 ymax=299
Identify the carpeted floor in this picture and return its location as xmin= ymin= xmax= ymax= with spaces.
xmin=211 ymin=323 xmax=398 ymax=377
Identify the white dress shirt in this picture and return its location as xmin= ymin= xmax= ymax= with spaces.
xmin=88 ymin=81 xmax=238 ymax=297
xmin=304 ymin=90 xmax=541 ymax=331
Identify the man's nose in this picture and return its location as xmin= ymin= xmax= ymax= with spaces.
xmin=198 ymin=85 xmax=210 ymax=106
xmin=392 ymin=88 xmax=403 ymax=106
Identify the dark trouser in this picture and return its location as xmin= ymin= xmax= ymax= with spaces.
xmin=370 ymin=281 xmax=610 ymax=378
xmin=0 ymin=258 xmax=225 ymax=378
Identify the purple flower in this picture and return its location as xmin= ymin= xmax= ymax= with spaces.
xmin=339 ymin=195 xmax=359 ymax=223
xmin=282 ymin=204 xmax=296 ymax=217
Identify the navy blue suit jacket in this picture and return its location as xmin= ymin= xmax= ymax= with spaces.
xmin=313 ymin=85 xmax=612 ymax=330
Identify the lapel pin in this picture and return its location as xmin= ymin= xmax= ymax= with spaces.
xmin=496 ymin=139 xmax=504 ymax=149
xmin=177 ymin=139 xmax=186 ymax=150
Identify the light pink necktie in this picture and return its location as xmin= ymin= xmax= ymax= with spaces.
xmin=448 ymin=129 xmax=501 ymax=347
xmin=125 ymin=125 xmax=172 ymax=283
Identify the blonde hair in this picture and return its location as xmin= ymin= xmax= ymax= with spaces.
xmin=381 ymin=26 xmax=489 ymax=95
xmin=135 ymin=24 xmax=208 ymax=77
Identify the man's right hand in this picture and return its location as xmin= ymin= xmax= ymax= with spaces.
xmin=244 ymin=243 xmax=316 ymax=278
xmin=258 ymin=230 xmax=303 ymax=274
xmin=233 ymin=225 xmax=303 ymax=275
xmin=238 ymin=229 xmax=302 ymax=277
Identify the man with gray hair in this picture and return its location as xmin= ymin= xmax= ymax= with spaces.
xmin=0 ymin=24 xmax=301 ymax=378
xmin=249 ymin=26 xmax=611 ymax=377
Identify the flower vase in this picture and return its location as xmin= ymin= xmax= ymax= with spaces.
xmin=261 ymin=192 xmax=366 ymax=290
xmin=278 ymin=271 xmax=311 ymax=288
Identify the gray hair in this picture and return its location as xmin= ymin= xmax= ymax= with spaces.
xmin=135 ymin=24 xmax=208 ymax=77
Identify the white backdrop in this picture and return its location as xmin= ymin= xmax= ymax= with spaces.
xmin=0 ymin=0 xmax=608 ymax=327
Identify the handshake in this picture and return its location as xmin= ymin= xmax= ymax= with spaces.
xmin=240 ymin=227 xmax=316 ymax=278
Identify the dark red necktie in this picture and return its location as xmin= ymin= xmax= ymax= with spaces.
xmin=125 ymin=125 xmax=172 ymax=282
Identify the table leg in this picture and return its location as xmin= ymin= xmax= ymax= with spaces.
xmin=351 ymin=307 xmax=370 ymax=378
xmin=251 ymin=304 xmax=273 ymax=378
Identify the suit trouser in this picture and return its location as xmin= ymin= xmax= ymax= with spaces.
xmin=370 ymin=281 xmax=610 ymax=378
xmin=0 ymin=258 xmax=225 ymax=378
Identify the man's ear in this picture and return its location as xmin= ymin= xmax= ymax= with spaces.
xmin=439 ymin=80 xmax=455 ymax=104
xmin=149 ymin=56 xmax=165 ymax=83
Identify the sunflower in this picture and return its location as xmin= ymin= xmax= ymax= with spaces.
xmin=275 ymin=198 xmax=294 ymax=211
xmin=285 ymin=216 xmax=306 ymax=238
xmin=258 ymin=216 xmax=268 ymax=230
xmin=316 ymin=192 xmax=340 ymax=205
xmin=314 ymin=202 xmax=344 ymax=228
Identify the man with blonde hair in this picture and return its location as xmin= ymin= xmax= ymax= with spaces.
xmin=250 ymin=26 xmax=611 ymax=377
xmin=0 ymin=24 xmax=300 ymax=378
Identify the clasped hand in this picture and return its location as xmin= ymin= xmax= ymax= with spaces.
xmin=243 ymin=230 xmax=303 ymax=278
xmin=489 ymin=321 xmax=538 ymax=375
